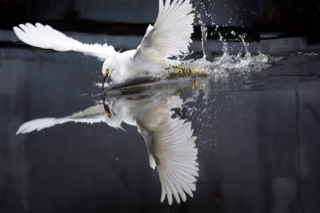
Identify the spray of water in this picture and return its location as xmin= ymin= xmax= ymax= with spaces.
xmin=185 ymin=0 xmax=282 ymax=77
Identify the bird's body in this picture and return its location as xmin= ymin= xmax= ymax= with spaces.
xmin=13 ymin=0 xmax=194 ymax=84
xmin=103 ymin=49 xmax=173 ymax=84
xmin=16 ymin=93 xmax=199 ymax=205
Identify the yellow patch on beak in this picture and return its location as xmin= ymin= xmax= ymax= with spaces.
xmin=103 ymin=68 xmax=109 ymax=77
xmin=103 ymin=102 xmax=111 ymax=118
xmin=105 ymin=111 xmax=111 ymax=118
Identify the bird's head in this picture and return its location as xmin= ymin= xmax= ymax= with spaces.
xmin=102 ymin=57 xmax=117 ymax=85
xmin=103 ymin=100 xmax=125 ymax=131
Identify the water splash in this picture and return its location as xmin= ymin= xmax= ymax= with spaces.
xmin=189 ymin=19 xmax=282 ymax=79
xmin=201 ymin=24 xmax=213 ymax=62
xmin=238 ymin=35 xmax=251 ymax=58
xmin=188 ymin=0 xmax=283 ymax=78
xmin=218 ymin=32 xmax=229 ymax=56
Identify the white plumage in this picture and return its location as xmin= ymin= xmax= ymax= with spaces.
xmin=13 ymin=23 xmax=116 ymax=60
xmin=13 ymin=0 xmax=195 ymax=84
xmin=16 ymin=105 xmax=105 ymax=134
xmin=137 ymin=115 xmax=198 ymax=204
xmin=14 ymin=0 xmax=198 ymax=204
xmin=16 ymin=94 xmax=198 ymax=205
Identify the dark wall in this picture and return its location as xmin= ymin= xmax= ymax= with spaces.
xmin=0 ymin=0 xmax=319 ymax=31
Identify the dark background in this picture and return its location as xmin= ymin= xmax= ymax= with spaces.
xmin=0 ymin=0 xmax=320 ymax=43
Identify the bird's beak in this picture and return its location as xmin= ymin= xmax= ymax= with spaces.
xmin=103 ymin=101 xmax=111 ymax=118
xmin=102 ymin=69 xmax=109 ymax=89
xmin=103 ymin=74 xmax=108 ymax=83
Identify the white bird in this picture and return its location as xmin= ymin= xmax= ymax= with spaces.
xmin=13 ymin=0 xmax=195 ymax=85
xmin=16 ymin=93 xmax=199 ymax=205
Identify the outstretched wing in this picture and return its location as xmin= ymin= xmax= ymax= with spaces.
xmin=16 ymin=105 xmax=105 ymax=134
xmin=134 ymin=0 xmax=194 ymax=59
xmin=137 ymin=116 xmax=198 ymax=205
xmin=13 ymin=23 xmax=116 ymax=60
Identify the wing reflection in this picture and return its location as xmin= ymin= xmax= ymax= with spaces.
xmin=16 ymin=105 xmax=106 ymax=134
xmin=17 ymin=78 xmax=210 ymax=205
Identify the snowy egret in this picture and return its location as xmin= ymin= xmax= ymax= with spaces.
xmin=13 ymin=0 xmax=195 ymax=85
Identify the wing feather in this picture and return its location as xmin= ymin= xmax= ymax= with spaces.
xmin=16 ymin=105 xmax=105 ymax=134
xmin=152 ymin=116 xmax=198 ymax=205
xmin=13 ymin=23 xmax=116 ymax=60
xmin=135 ymin=0 xmax=194 ymax=59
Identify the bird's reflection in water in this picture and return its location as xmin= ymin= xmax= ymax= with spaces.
xmin=17 ymin=78 xmax=210 ymax=205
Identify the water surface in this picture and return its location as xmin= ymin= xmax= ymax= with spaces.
xmin=0 ymin=34 xmax=320 ymax=213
